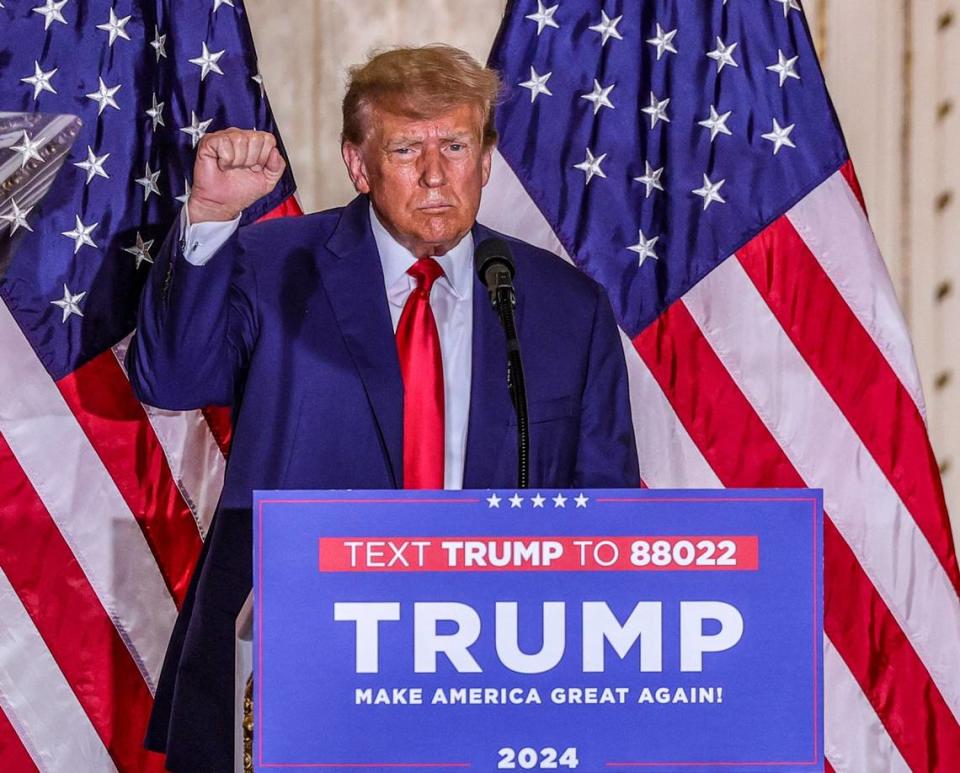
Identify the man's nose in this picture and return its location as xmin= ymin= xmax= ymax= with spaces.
xmin=419 ymin=145 xmax=446 ymax=188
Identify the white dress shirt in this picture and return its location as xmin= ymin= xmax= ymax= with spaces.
xmin=180 ymin=205 xmax=473 ymax=489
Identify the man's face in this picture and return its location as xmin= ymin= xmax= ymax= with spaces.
xmin=342 ymin=102 xmax=493 ymax=257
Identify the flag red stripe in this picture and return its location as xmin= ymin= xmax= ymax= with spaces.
xmin=736 ymin=217 xmax=960 ymax=594
xmin=0 ymin=435 xmax=167 ymax=773
xmin=0 ymin=705 xmax=36 ymax=773
xmin=839 ymin=161 xmax=867 ymax=214
xmin=632 ymin=301 xmax=960 ymax=772
xmin=257 ymin=195 xmax=303 ymax=221
xmin=57 ymin=351 xmax=201 ymax=606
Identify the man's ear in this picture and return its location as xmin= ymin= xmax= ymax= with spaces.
xmin=480 ymin=143 xmax=494 ymax=188
xmin=342 ymin=142 xmax=371 ymax=194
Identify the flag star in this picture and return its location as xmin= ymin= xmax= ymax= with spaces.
xmin=31 ymin=0 xmax=68 ymax=30
xmin=633 ymin=161 xmax=664 ymax=198
xmin=180 ymin=111 xmax=213 ymax=148
xmin=580 ymin=79 xmax=615 ymax=114
xmin=486 ymin=493 xmax=502 ymax=508
xmin=589 ymin=10 xmax=623 ymax=46
xmin=213 ymin=0 xmax=235 ymax=10
xmin=123 ymin=232 xmax=155 ymax=268
xmin=175 ymin=177 xmax=192 ymax=204
xmin=135 ymin=162 xmax=162 ymax=201
xmin=531 ymin=493 xmax=546 ymax=508
xmin=552 ymin=493 xmax=567 ymax=508
xmin=574 ymin=493 xmax=589 ymax=508
xmin=627 ymin=229 xmax=660 ymax=267
xmin=773 ymin=0 xmax=802 ymax=17
xmin=146 ymin=93 xmax=165 ymax=129
xmin=519 ymin=66 xmax=553 ymax=103
xmin=762 ymin=118 xmax=797 ymax=154
xmin=698 ymin=105 xmax=733 ymax=142
xmin=525 ymin=1 xmax=559 ymax=35
xmin=692 ymin=173 xmax=727 ymax=210
xmin=251 ymin=72 xmax=265 ymax=98
xmin=51 ymin=284 xmax=86 ymax=323
xmin=150 ymin=26 xmax=167 ymax=60
xmin=21 ymin=60 xmax=58 ymax=100
xmin=574 ymin=147 xmax=607 ymax=185
xmin=509 ymin=493 xmax=524 ymax=508
xmin=707 ymin=36 xmax=739 ymax=72
xmin=641 ymin=92 xmax=670 ymax=128
xmin=96 ymin=7 xmax=132 ymax=46
xmin=86 ymin=77 xmax=121 ymax=115
xmin=1 ymin=199 xmax=35 ymax=235
xmin=646 ymin=23 xmax=677 ymax=60
xmin=767 ymin=49 xmax=800 ymax=87
xmin=189 ymin=41 xmax=226 ymax=81
xmin=11 ymin=131 xmax=43 ymax=169
xmin=61 ymin=214 xmax=98 ymax=254
xmin=73 ymin=146 xmax=110 ymax=184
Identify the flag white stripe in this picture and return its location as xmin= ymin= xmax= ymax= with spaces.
xmin=824 ymin=636 xmax=909 ymax=773
xmin=0 ymin=566 xmax=118 ymax=773
xmin=786 ymin=171 xmax=926 ymax=419
xmin=682 ymin=256 xmax=960 ymax=721
xmin=0 ymin=301 xmax=177 ymax=691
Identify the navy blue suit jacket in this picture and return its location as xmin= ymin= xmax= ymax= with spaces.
xmin=128 ymin=194 xmax=639 ymax=771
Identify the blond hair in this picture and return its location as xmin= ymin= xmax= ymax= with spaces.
xmin=341 ymin=45 xmax=501 ymax=147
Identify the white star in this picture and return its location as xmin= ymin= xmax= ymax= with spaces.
xmin=646 ymin=23 xmax=677 ymax=60
xmin=175 ymin=178 xmax=192 ymax=205
xmin=574 ymin=147 xmax=607 ymax=185
xmin=707 ymin=36 xmax=739 ymax=73
xmin=509 ymin=493 xmax=524 ymax=508
xmin=627 ymin=229 xmax=660 ymax=267
xmin=519 ymin=66 xmax=553 ymax=103
xmin=767 ymin=49 xmax=800 ymax=87
xmin=21 ymin=60 xmax=58 ymax=100
xmin=580 ymin=79 xmax=615 ymax=115
xmin=251 ymin=72 xmax=265 ymax=98
xmin=189 ymin=41 xmax=226 ymax=81
xmin=213 ymin=0 xmax=235 ymax=10
xmin=96 ymin=7 xmax=131 ymax=46
xmin=589 ymin=10 xmax=623 ymax=46
xmin=574 ymin=493 xmax=589 ymax=508
xmin=552 ymin=493 xmax=567 ymax=508
xmin=51 ymin=284 xmax=86 ymax=323
xmin=531 ymin=493 xmax=546 ymax=508
xmin=180 ymin=111 xmax=213 ymax=148
xmin=135 ymin=162 xmax=161 ymax=201
xmin=32 ymin=0 xmax=68 ymax=30
xmin=1 ymin=199 xmax=35 ymax=235
xmin=641 ymin=92 xmax=670 ymax=128
xmin=150 ymin=26 xmax=167 ymax=60
xmin=73 ymin=146 xmax=110 ymax=184
xmin=146 ymin=93 xmax=165 ymax=129
xmin=692 ymin=174 xmax=727 ymax=210
xmin=525 ymin=1 xmax=559 ymax=36
xmin=486 ymin=493 xmax=502 ymax=508
xmin=698 ymin=105 xmax=733 ymax=142
xmin=86 ymin=77 xmax=121 ymax=115
xmin=123 ymin=232 xmax=155 ymax=269
xmin=633 ymin=161 xmax=664 ymax=198
xmin=61 ymin=214 xmax=98 ymax=254
xmin=773 ymin=0 xmax=802 ymax=17
xmin=11 ymin=131 xmax=43 ymax=169
xmin=762 ymin=118 xmax=797 ymax=154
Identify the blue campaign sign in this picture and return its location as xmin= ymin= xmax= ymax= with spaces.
xmin=253 ymin=489 xmax=823 ymax=772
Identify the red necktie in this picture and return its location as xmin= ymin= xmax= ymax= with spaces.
xmin=396 ymin=257 xmax=445 ymax=489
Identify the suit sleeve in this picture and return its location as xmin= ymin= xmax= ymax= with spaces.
xmin=574 ymin=283 xmax=641 ymax=487
xmin=125 ymin=218 xmax=258 ymax=410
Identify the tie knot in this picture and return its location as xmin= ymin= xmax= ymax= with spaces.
xmin=408 ymin=256 xmax=444 ymax=293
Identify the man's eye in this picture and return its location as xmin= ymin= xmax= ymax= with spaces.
xmin=448 ymin=143 xmax=465 ymax=152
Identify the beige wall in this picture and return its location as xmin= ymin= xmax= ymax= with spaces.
xmin=244 ymin=0 xmax=959 ymax=545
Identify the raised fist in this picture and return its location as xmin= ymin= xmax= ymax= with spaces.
xmin=187 ymin=128 xmax=286 ymax=223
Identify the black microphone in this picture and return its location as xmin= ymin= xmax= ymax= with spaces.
xmin=474 ymin=237 xmax=529 ymax=489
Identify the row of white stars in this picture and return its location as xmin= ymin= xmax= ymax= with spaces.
xmin=525 ymin=0 xmax=801 ymax=39
xmin=487 ymin=492 xmax=590 ymax=508
xmin=31 ymin=0 xmax=236 ymax=33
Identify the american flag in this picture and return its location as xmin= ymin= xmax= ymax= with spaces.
xmin=0 ymin=1 xmax=296 ymax=770
xmin=478 ymin=0 xmax=960 ymax=770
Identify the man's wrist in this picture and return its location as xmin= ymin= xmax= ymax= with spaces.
xmin=187 ymin=196 xmax=242 ymax=224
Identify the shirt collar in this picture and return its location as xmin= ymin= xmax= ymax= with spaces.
xmin=369 ymin=204 xmax=473 ymax=303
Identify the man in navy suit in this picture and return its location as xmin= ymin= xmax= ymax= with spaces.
xmin=129 ymin=45 xmax=639 ymax=771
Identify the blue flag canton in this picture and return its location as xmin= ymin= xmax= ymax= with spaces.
xmin=0 ymin=0 xmax=295 ymax=380
xmin=490 ymin=0 xmax=849 ymax=336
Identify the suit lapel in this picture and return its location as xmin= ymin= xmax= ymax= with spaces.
xmin=321 ymin=196 xmax=403 ymax=487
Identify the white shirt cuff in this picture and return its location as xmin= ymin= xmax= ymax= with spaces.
xmin=179 ymin=206 xmax=242 ymax=266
